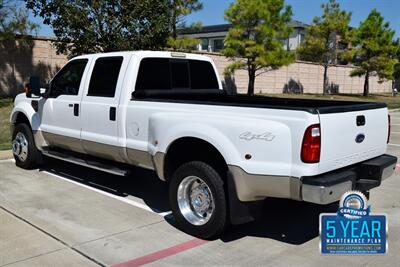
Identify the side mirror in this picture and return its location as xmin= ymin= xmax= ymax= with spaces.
xmin=26 ymin=76 xmax=41 ymax=98
xmin=25 ymin=77 xmax=49 ymax=98
xmin=40 ymin=83 xmax=50 ymax=98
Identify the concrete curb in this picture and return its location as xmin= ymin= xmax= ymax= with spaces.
xmin=389 ymin=108 xmax=400 ymax=113
xmin=0 ymin=150 xmax=13 ymax=160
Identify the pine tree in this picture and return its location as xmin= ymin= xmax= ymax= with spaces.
xmin=297 ymin=0 xmax=351 ymax=94
xmin=168 ymin=0 xmax=203 ymax=51
xmin=222 ymin=0 xmax=294 ymax=95
xmin=345 ymin=9 xmax=398 ymax=96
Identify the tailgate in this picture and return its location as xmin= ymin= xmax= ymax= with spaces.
xmin=318 ymin=107 xmax=388 ymax=173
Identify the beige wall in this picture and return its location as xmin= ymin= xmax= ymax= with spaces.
xmin=0 ymin=36 xmax=392 ymax=97
xmin=0 ymin=36 xmax=68 ymax=97
xmin=206 ymin=53 xmax=392 ymax=94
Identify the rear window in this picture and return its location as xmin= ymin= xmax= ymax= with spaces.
xmin=189 ymin=60 xmax=219 ymax=89
xmin=135 ymin=58 xmax=219 ymax=90
xmin=171 ymin=60 xmax=190 ymax=89
xmin=135 ymin=58 xmax=171 ymax=90
xmin=88 ymin=57 xmax=123 ymax=97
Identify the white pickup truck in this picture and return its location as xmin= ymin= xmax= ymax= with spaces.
xmin=10 ymin=51 xmax=397 ymax=238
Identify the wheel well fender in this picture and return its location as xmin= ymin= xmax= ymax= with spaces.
xmin=10 ymin=102 xmax=39 ymax=130
xmin=163 ymin=137 xmax=229 ymax=182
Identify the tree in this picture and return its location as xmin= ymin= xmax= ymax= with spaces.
xmin=170 ymin=0 xmax=202 ymax=39
xmin=393 ymin=39 xmax=400 ymax=95
xmin=222 ymin=0 xmax=294 ymax=96
xmin=0 ymin=0 xmax=38 ymax=41
xmin=167 ymin=36 xmax=200 ymax=51
xmin=168 ymin=0 xmax=203 ymax=51
xmin=25 ymin=0 xmax=171 ymax=57
xmin=297 ymin=0 xmax=351 ymax=95
xmin=344 ymin=9 xmax=398 ymax=96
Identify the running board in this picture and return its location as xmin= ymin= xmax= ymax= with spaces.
xmin=42 ymin=150 xmax=130 ymax=176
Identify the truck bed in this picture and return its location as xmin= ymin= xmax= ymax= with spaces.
xmin=132 ymin=89 xmax=386 ymax=114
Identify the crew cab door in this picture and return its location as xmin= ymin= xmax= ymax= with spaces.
xmin=40 ymin=58 xmax=89 ymax=153
xmin=80 ymin=55 xmax=129 ymax=162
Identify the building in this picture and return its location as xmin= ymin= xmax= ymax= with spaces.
xmin=180 ymin=20 xmax=308 ymax=53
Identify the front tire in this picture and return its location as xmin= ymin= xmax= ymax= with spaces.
xmin=169 ymin=161 xmax=227 ymax=239
xmin=12 ymin=123 xmax=40 ymax=169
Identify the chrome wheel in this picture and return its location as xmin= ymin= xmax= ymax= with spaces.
xmin=177 ymin=176 xmax=215 ymax=226
xmin=12 ymin=132 xmax=28 ymax=162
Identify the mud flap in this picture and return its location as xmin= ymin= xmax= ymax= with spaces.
xmin=227 ymin=171 xmax=263 ymax=225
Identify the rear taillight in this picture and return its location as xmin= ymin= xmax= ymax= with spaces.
xmin=301 ymin=124 xmax=321 ymax=163
xmin=387 ymin=115 xmax=391 ymax=144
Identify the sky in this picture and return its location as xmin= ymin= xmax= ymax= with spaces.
xmin=30 ymin=0 xmax=400 ymax=39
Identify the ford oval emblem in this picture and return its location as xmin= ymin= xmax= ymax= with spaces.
xmin=355 ymin=134 xmax=365 ymax=143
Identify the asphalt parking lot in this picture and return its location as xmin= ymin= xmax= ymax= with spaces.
xmin=1 ymin=112 xmax=400 ymax=267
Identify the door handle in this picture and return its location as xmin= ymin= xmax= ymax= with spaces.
xmin=74 ymin=103 xmax=79 ymax=116
xmin=109 ymin=107 xmax=116 ymax=121
xmin=68 ymin=103 xmax=73 ymax=107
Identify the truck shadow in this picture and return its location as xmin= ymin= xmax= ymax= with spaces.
xmin=40 ymin=157 xmax=336 ymax=245
xmin=40 ymin=157 xmax=170 ymax=213
xmin=220 ymin=198 xmax=336 ymax=245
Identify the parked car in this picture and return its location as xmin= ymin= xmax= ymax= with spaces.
xmin=10 ymin=51 xmax=397 ymax=238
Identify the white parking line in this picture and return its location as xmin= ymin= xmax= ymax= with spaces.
xmin=0 ymin=158 xmax=15 ymax=163
xmin=389 ymin=143 xmax=400 ymax=147
xmin=0 ymin=158 xmax=172 ymax=217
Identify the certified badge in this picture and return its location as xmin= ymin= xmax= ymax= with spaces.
xmin=320 ymin=191 xmax=387 ymax=254
xmin=338 ymin=191 xmax=370 ymax=219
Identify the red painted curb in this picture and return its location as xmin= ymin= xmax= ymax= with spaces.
xmin=111 ymin=238 xmax=208 ymax=267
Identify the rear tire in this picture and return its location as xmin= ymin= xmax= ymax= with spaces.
xmin=169 ymin=161 xmax=227 ymax=239
xmin=362 ymin=191 xmax=370 ymax=200
xmin=12 ymin=123 xmax=41 ymax=169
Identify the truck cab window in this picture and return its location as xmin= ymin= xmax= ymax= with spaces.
xmin=189 ymin=60 xmax=219 ymax=89
xmin=50 ymin=59 xmax=88 ymax=97
xmin=135 ymin=58 xmax=218 ymax=91
xmin=135 ymin=58 xmax=171 ymax=90
xmin=88 ymin=57 xmax=123 ymax=97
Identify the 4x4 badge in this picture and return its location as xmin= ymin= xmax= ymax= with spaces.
xmin=239 ymin=132 xmax=275 ymax=141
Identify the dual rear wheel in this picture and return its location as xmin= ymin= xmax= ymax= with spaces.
xmin=169 ymin=161 xmax=228 ymax=239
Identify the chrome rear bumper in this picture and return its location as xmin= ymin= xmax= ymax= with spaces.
xmin=301 ymin=181 xmax=352 ymax=205
xmin=300 ymin=154 xmax=397 ymax=204
xmin=229 ymin=154 xmax=397 ymax=204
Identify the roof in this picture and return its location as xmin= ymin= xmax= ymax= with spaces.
xmin=72 ymin=51 xmax=214 ymax=62
xmin=180 ymin=24 xmax=232 ymax=34
xmin=288 ymin=20 xmax=309 ymax=28
xmin=180 ymin=20 xmax=309 ymax=35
